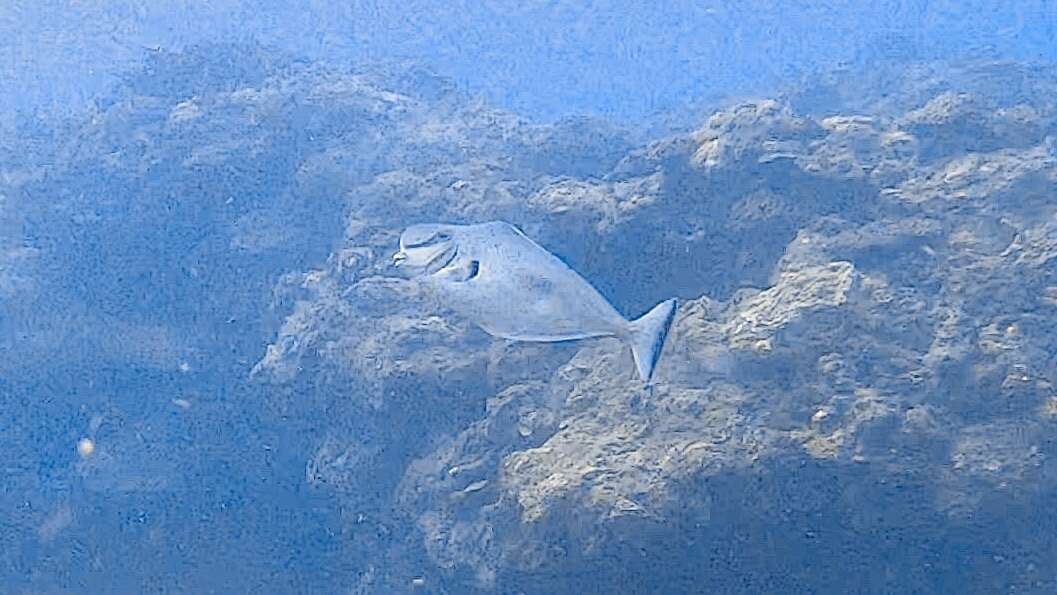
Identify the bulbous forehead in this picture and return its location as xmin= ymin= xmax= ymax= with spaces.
xmin=400 ymin=223 xmax=456 ymax=248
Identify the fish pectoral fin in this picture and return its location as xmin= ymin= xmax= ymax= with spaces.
xmin=464 ymin=260 xmax=480 ymax=281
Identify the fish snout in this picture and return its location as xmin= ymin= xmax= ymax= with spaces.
xmin=392 ymin=251 xmax=408 ymax=267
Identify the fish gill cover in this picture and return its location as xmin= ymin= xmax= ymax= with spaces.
xmin=4 ymin=43 xmax=1057 ymax=593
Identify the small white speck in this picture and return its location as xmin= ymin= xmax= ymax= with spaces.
xmin=811 ymin=409 xmax=830 ymax=425
xmin=77 ymin=438 xmax=95 ymax=458
xmin=178 ymin=362 xmax=191 ymax=373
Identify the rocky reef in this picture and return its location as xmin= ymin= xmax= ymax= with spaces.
xmin=247 ymin=56 xmax=1057 ymax=592
xmin=5 ymin=45 xmax=1057 ymax=592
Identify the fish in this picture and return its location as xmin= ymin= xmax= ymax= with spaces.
xmin=392 ymin=221 xmax=677 ymax=383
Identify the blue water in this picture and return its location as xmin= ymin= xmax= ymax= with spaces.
xmin=3 ymin=3 xmax=1057 ymax=593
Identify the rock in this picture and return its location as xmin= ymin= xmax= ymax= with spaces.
xmin=16 ymin=44 xmax=1057 ymax=592
xmin=690 ymin=100 xmax=821 ymax=170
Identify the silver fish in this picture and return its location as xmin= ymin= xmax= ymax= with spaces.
xmin=393 ymin=221 xmax=676 ymax=383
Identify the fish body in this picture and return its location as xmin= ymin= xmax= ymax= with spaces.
xmin=394 ymin=221 xmax=676 ymax=383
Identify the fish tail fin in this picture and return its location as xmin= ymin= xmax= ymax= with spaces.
xmin=627 ymin=298 xmax=678 ymax=383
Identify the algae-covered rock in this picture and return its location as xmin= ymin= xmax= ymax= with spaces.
xmin=11 ymin=42 xmax=1057 ymax=592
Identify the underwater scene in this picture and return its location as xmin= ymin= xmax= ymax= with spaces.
xmin=4 ymin=2 xmax=1057 ymax=593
